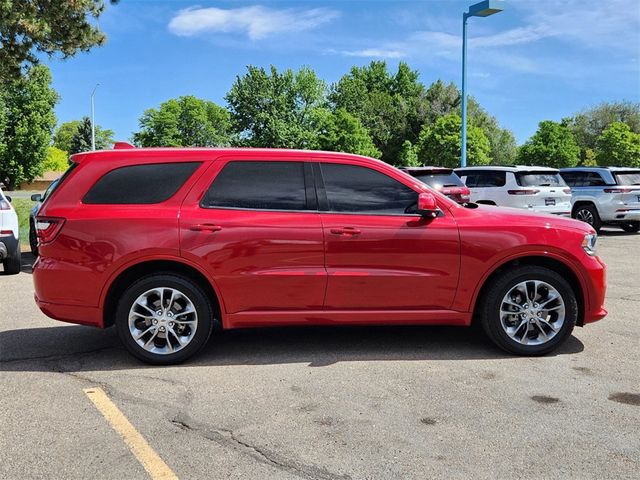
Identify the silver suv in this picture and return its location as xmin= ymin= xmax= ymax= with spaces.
xmin=560 ymin=167 xmax=640 ymax=233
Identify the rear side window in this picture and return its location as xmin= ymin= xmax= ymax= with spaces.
xmin=83 ymin=162 xmax=201 ymax=204
xmin=614 ymin=171 xmax=640 ymax=186
xmin=560 ymin=172 xmax=580 ymax=187
xmin=585 ymin=172 xmax=606 ymax=187
xmin=515 ymin=172 xmax=565 ymax=187
xmin=202 ymin=161 xmax=308 ymax=211
xmin=463 ymin=170 xmax=506 ymax=188
xmin=320 ymin=163 xmax=417 ymax=215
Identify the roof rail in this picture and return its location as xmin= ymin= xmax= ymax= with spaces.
xmin=113 ymin=141 xmax=136 ymax=149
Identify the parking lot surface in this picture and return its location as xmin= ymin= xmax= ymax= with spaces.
xmin=1 ymin=230 xmax=639 ymax=480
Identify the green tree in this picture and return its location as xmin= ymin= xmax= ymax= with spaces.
xmin=42 ymin=146 xmax=68 ymax=172
xmin=225 ymin=65 xmax=326 ymax=148
xmin=133 ymin=96 xmax=231 ymax=147
xmin=468 ymin=100 xmax=517 ymax=165
xmin=329 ymin=61 xmax=427 ymax=165
xmin=53 ymin=120 xmax=81 ymax=152
xmin=0 ymin=0 xmax=118 ymax=81
xmin=313 ymin=108 xmax=380 ymax=158
xmin=69 ymin=116 xmax=114 ymax=154
xmin=517 ymin=120 xmax=580 ymax=168
xmin=595 ymin=122 xmax=640 ymax=167
xmin=398 ymin=140 xmax=420 ymax=167
xmin=416 ymin=113 xmax=490 ymax=168
xmin=0 ymin=65 xmax=57 ymax=188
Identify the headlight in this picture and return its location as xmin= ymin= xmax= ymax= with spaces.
xmin=582 ymin=233 xmax=597 ymax=256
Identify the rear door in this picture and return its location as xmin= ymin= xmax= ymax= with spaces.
xmin=179 ymin=158 xmax=326 ymax=314
xmin=317 ymin=161 xmax=460 ymax=311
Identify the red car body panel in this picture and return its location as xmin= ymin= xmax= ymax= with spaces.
xmin=33 ymin=148 xmax=607 ymax=331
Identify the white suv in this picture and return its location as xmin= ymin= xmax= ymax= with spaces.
xmin=0 ymin=186 xmax=21 ymax=274
xmin=560 ymin=167 xmax=640 ymax=233
xmin=455 ymin=166 xmax=572 ymax=216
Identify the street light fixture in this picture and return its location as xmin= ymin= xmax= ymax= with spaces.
xmin=460 ymin=0 xmax=504 ymax=167
xmin=91 ymin=83 xmax=99 ymax=151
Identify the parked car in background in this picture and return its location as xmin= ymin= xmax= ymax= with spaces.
xmin=29 ymin=177 xmax=60 ymax=256
xmin=560 ymin=167 xmax=640 ymax=233
xmin=33 ymin=146 xmax=607 ymax=364
xmin=400 ymin=167 xmax=470 ymax=204
xmin=455 ymin=166 xmax=572 ymax=216
xmin=0 ymin=186 xmax=21 ymax=274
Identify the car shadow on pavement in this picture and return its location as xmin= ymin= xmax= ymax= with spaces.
xmin=0 ymin=323 xmax=585 ymax=373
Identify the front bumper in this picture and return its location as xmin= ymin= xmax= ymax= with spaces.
xmin=582 ymin=254 xmax=608 ymax=325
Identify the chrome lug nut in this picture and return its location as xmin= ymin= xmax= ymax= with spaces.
xmin=152 ymin=319 xmax=158 ymax=325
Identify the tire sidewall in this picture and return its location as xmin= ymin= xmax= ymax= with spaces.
xmin=575 ymin=205 xmax=601 ymax=232
xmin=116 ymin=274 xmax=214 ymax=365
xmin=482 ymin=267 xmax=577 ymax=356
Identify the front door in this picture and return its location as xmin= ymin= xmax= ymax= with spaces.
xmin=317 ymin=162 xmax=460 ymax=311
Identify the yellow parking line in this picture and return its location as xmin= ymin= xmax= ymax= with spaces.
xmin=84 ymin=387 xmax=178 ymax=480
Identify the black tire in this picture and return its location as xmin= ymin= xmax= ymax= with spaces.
xmin=2 ymin=242 xmax=21 ymax=275
xmin=479 ymin=266 xmax=577 ymax=356
xmin=29 ymin=221 xmax=38 ymax=256
xmin=573 ymin=204 xmax=601 ymax=232
xmin=115 ymin=273 xmax=215 ymax=365
xmin=620 ymin=221 xmax=640 ymax=233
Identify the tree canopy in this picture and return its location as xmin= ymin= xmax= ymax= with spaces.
xmin=0 ymin=65 xmax=57 ymax=188
xmin=417 ymin=113 xmax=491 ymax=168
xmin=0 ymin=0 xmax=118 ymax=82
xmin=595 ymin=122 xmax=640 ymax=167
xmin=68 ymin=116 xmax=114 ymax=154
xmin=133 ymin=96 xmax=231 ymax=148
xmin=517 ymin=120 xmax=580 ymax=168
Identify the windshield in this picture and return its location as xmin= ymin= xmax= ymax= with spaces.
xmin=413 ymin=172 xmax=464 ymax=188
xmin=614 ymin=172 xmax=640 ymax=186
xmin=516 ymin=172 xmax=566 ymax=187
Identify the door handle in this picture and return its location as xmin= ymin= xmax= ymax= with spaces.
xmin=189 ymin=224 xmax=222 ymax=232
xmin=330 ymin=227 xmax=361 ymax=236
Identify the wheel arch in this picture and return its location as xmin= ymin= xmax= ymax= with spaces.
xmin=571 ymin=200 xmax=597 ymax=216
xmin=472 ymin=255 xmax=586 ymax=327
xmin=102 ymin=259 xmax=223 ymax=329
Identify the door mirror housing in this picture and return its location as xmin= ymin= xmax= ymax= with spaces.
xmin=31 ymin=193 xmax=42 ymax=202
xmin=5 ymin=195 xmax=11 ymax=203
xmin=416 ymin=192 xmax=440 ymax=218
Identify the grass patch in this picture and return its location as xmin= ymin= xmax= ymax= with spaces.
xmin=11 ymin=198 xmax=35 ymax=249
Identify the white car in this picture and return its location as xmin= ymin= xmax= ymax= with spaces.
xmin=0 ymin=186 xmax=21 ymax=274
xmin=455 ymin=166 xmax=572 ymax=216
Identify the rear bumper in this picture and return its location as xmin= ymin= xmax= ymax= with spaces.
xmin=34 ymin=294 xmax=103 ymax=327
xmin=0 ymin=233 xmax=18 ymax=259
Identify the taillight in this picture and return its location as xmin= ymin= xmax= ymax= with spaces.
xmin=604 ymin=187 xmax=639 ymax=193
xmin=563 ymin=188 xmax=572 ymax=194
xmin=0 ymin=199 xmax=10 ymax=210
xmin=35 ymin=217 xmax=65 ymax=244
xmin=507 ymin=189 xmax=540 ymax=195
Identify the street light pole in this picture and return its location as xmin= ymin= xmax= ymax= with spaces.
xmin=460 ymin=0 xmax=504 ymax=168
xmin=91 ymin=84 xmax=99 ymax=151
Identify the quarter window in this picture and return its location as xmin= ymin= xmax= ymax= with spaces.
xmin=203 ymin=161 xmax=309 ymax=211
xmin=462 ymin=170 xmax=506 ymax=188
xmin=83 ymin=162 xmax=201 ymax=204
xmin=320 ymin=163 xmax=418 ymax=215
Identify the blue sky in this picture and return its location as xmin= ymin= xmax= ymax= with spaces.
xmin=46 ymin=0 xmax=640 ymax=144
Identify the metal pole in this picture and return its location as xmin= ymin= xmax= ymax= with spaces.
xmin=460 ymin=13 xmax=468 ymax=168
xmin=91 ymin=84 xmax=99 ymax=151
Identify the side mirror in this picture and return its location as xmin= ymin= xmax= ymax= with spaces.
xmin=31 ymin=193 xmax=42 ymax=202
xmin=5 ymin=195 xmax=11 ymax=203
xmin=416 ymin=192 xmax=440 ymax=218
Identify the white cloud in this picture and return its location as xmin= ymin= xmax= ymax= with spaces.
xmin=168 ymin=5 xmax=339 ymax=40
xmin=335 ymin=48 xmax=406 ymax=59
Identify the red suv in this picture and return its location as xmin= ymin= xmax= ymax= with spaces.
xmin=33 ymin=147 xmax=607 ymax=364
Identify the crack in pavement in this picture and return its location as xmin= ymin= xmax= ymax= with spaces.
xmin=170 ymin=414 xmax=352 ymax=480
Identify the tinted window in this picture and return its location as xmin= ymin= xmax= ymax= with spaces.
xmin=516 ymin=172 xmax=565 ymax=187
xmin=614 ymin=171 xmax=640 ymax=186
xmin=463 ymin=170 xmax=506 ymax=188
xmin=320 ymin=163 xmax=418 ymax=215
xmin=560 ymin=172 xmax=580 ymax=187
xmin=413 ymin=172 xmax=464 ymax=188
xmin=585 ymin=172 xmax=606 ymax=187
xmin=203 ymin=161 xmax=308 ymax=211
xmin=83 ymin=162 xmax=201 ymax=204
